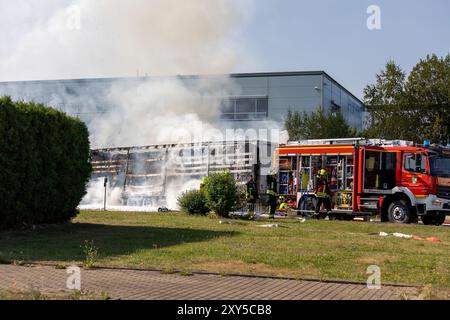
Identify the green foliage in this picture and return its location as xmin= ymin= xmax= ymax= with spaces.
xmin=82 ymin=240 xmax=99 ymax=269
xmin=285 ymin=107 xmax=358 ymax=141
xmin=364 ymin=54 xmax=450 ymax=144
xmin=177 ymin=189 xmax=210 ymax=215
xmin=203 ymin=172 xmax=238 ymax=217
xmin=0 ymin=96 xmax=91 ymax=229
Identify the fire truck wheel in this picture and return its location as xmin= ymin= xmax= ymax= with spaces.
xmin=436 ymin=213 xmax=446 ymax=226
xmin=422 ymin=213 xmax=446 ymax=226
xmin=387 ymin=200 xmax=412 ymax=224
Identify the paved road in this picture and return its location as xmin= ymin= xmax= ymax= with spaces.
xmin=0 ymin=264 xmax=418 ymax=300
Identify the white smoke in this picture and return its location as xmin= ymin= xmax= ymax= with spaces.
xmin=0 ymin=0 xmax=250 ymax=81
xmin=90 ymin=76 xmax=241 ymax=148
xmin=0 ymin=0 xmax=257 ymax=147
xmin=79 ymin=178 xmax=123 ymax=208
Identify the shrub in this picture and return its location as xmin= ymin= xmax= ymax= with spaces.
xmin=203 ymin=172 xmax=238 ymax=217
xmin=177 ymin=189 xmax=209 ymax=215
xmin=82 ymin=240 xmax=99 ymax=269
xmin=0 ymin=96 xmax=91 ymax=229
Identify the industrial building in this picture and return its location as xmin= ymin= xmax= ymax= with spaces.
xmin=0 ymin=71 xmax=364 ymax=135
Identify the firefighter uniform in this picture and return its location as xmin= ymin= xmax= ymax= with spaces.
xmin=278 ymin=196 xmax=288 ymax=210
xmin=314 ymin=169 xmax=332 ymax=216
xmin=266 ymin=175 xmax=278 ymax=218
xmin=200 ymin=177 xmax=207 ymax=192
xmin=246 ymin=176 xmax=258 ymax=217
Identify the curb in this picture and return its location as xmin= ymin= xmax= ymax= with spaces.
xmin=2 ymin=261 xmax=419 ymax=289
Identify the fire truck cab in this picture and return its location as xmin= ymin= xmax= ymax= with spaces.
xmin=275 ymin=138 xmax=450 ymax=225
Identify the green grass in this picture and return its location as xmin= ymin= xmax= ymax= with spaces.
xmin=0 ymin=211 xmax=449 ymax=288
xmin=0 ymin=289 xmax=110 ymax=300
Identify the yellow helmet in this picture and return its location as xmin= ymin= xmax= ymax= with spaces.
xmin=319 ymin=169 xmax=327 ymax=176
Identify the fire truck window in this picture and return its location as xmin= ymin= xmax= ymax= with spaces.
xmin=380 ymin=152 xmax=396 ymax=189
xmin=364 ymin=151 xmax=381 ymax=189
xmin=404 ymin=154 xmax=427 ymax=173
xmin=311 ymin=156 xmax=322 ymax=174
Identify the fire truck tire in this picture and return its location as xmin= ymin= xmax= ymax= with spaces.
xmin=387 ymin=200 xmax=413 ymax=224
xmin=299 ymin=196 xmax=316 ymax=217
xmin=410 ymin=214 xmax=419 ymax=224
xmin=341 ymin=214 xmax=354 ymax=221
xmin=421 ymin=213 xmax=446 ymax=226
xmin=436 ymin=213 xmax=447 ymax=225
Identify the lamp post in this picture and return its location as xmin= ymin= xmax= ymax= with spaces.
xmin=103 ymin=177 xmax=108 ymax=211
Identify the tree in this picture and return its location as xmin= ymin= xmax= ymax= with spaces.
xmin=363 ymin=61 xmax=411 ymax=139
xmin=405 ymin=54 xmax=450 ymax=144
xmin=364 ymin=54 xmax=450 ymax=144
xmin=285 ymin=108 xmax=357 ymax=141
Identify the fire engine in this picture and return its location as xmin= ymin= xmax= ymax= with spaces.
xmin=274 ymin=138 xmax=450 ymax=225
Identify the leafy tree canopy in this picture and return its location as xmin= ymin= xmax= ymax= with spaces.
xmin=285 ymin=107 xmax=358 ymax=141
xmin=364 ymin=54 xmax=450 ymax=144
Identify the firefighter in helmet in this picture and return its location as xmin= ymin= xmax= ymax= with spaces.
xmin=246 ymin=175 xmax=258 ymax=218
xmin=278 ymin=196 xmax=288 ymax=210
xmin=266 ymin=174 xmax=278 ymax=219
xmin=314 ymin=169 xmax=333 ymax=218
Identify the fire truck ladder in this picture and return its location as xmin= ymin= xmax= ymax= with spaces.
xmin=286 ymin=138 xmax=366 ymax=146
xmin=286 ymin=138 xmax=415 ymax=147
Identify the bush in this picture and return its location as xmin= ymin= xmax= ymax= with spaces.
xmin=0 ymin=96 xmax=91 ymax=229
xmin=177 ymin=189 xmax=209 ymax=215
xmin=203 ymin=172 xmax=238 ymax=217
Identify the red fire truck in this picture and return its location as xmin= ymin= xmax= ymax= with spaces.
xmin=274 ymin=138 xmax=450 ymax=225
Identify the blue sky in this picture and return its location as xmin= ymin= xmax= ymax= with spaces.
xmin=0 ymin=0 xmax=448 ymax=99
xmin=234 ymin=0 xmax=450 ymax=99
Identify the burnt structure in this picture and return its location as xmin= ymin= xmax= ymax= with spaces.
xmin=89 ymin=140 xmax=274 ymax=207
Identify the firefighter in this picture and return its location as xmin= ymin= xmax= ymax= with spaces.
xmin=246 ymin=175 xmax=258 ymax=218
xmin=266 ymin=174 xmax=278 ymax=219
xmin=199 ymin=176 xmax=207 ymax=192
xmin=278 ymin=196 xmax=288 ymax=210
xmin=314 ymin=169 xmax=333 ymax=218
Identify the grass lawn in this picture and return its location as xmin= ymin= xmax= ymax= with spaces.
xmin=0 ymin=289 xmax=110 ymax=300
xmin=0 ymin=211 xmax=449 ymax=288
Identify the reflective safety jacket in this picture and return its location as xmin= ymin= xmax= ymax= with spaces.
xmin=279 ymin=202 xmax=288 ymax=210
xmin=266 ymin=176 xmax=278 ymax=197
xmin=315 ymin=176 xmax=331 ymax=198
xmin=246 ymin=180 xmax=258 ymax=200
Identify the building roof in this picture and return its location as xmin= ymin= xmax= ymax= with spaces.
xmin=230 ymin=71 xmax=363 ymax=105
xmin=0 ymin=70 xmax=364 ymax=105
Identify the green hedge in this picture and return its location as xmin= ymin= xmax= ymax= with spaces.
xmin=0 ymin=96 xmax=91 ymax=229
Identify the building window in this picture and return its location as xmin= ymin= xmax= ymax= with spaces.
xmin=220 ymin=100 xmax=235 ymax=120
xmin=220 ymin=97 xmax=268 ymax=121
